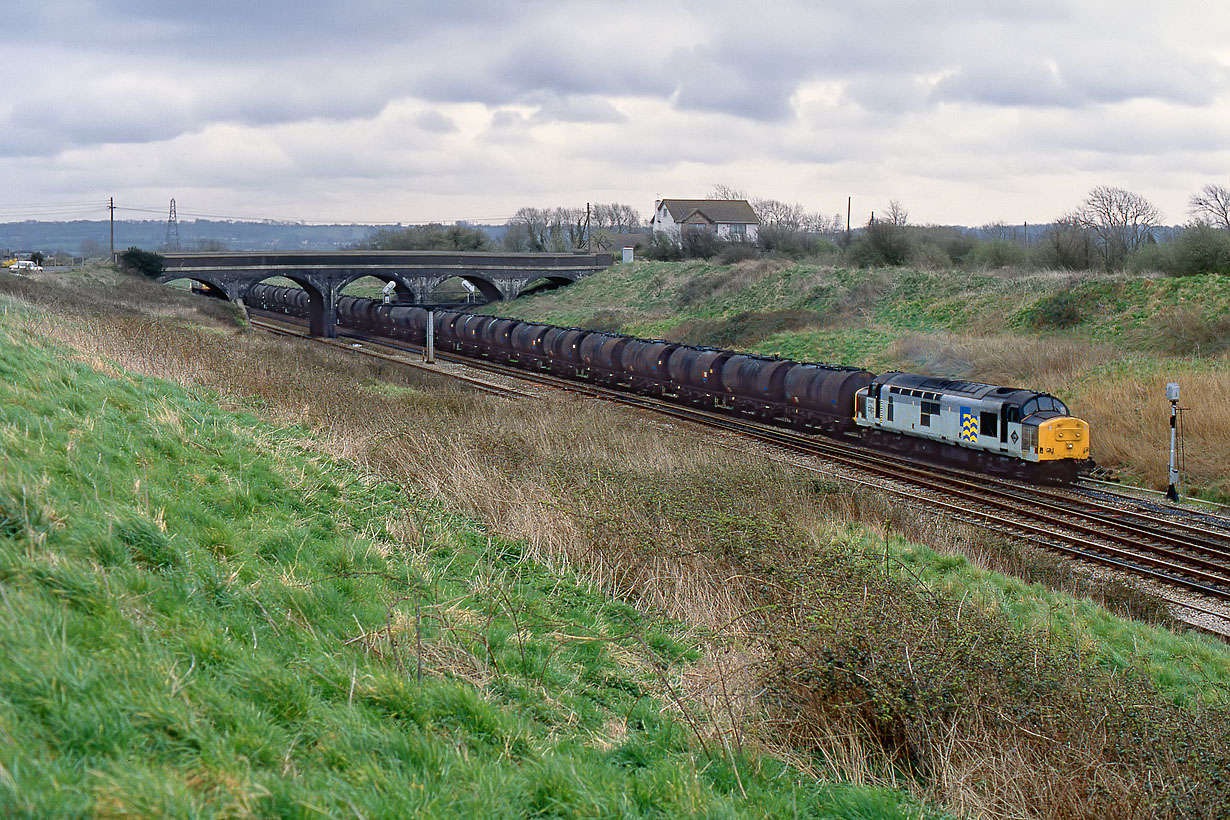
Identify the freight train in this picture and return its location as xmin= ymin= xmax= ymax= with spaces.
xmin=244 ymin=283 xmax=1092 ymax=484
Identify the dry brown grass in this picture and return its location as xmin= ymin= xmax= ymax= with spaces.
xmin=889 ymin=331 xmax=1118 ymax=388
xmin=1075 ymin=367 xmax=1230 ymax=498
xmin=5 ymin=271 xmax=1229 ymax=819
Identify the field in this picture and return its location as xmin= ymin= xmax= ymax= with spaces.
xmin=487 ymin=260 xmax=1230 ymax=502
xmin=1 ymin=264 xmax=1229 ymax=819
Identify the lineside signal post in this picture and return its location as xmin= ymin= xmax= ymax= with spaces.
xmin=425 ymin=310 xmax=435 ymax=364
xmin=1166 ymin=382 xmax=1181 ymax=502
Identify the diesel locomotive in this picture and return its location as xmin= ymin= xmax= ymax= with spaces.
xmin=244 ymin=283 xmax=1092 ymax=484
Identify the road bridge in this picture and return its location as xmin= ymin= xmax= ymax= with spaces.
xmin=156 ymin=250 xmax=613 ymax=337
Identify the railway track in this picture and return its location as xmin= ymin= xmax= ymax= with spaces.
xmin=250 ymin=313 xmax=1230 ymax=636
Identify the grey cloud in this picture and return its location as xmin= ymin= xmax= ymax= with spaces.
xmin=412 ymin=110 xmax=458 ymax=134
xmin=525 ymin=93 xmax=626 ymax=125
xmin=930 ymin=59 xmax=1080 ymax=108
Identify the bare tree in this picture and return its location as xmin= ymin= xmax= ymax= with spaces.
xmin=592 ymin=202 xmax=644 ymax=233
xmin=504 ymin=206 xmax=588 ymax=252
xmin=1188 ymin=183 xmax=1230 ymax=231
xmin=752 ymin=198 xmax=807 ymax=231
xmin=1038 ymin=218 xmax=1093 ymax=270
xmin=884 ymin=200 xmax=910 ymax=226
xmin=707 ymin=184 xmax=749 ymax=201
xmin=1067 ymin=186 xmax=1162 ymax=270
xmin=804 ymin=212 xmax=844 ymax=234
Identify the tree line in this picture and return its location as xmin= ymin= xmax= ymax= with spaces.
xmin=354 ymin=181 xmax=1230 ymax=276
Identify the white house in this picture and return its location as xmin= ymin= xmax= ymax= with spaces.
xmin=650 ymin=199 xmax=760 ymax=242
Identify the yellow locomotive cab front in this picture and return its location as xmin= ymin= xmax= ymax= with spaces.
xmin=1034 ymin=417 xmax=1090 ymax=461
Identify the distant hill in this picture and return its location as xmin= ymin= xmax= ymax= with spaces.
xmin=0 ymin=219 xmax=509 ymax=256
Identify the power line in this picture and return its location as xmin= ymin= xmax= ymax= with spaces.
xmin=1 ymin=199 xmax=519 ymax=226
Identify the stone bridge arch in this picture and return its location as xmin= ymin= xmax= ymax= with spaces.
xmin=417 ymin=274 xmax=508 ymax=304
xmin=155 ymin=250 xmax=613 ymax=337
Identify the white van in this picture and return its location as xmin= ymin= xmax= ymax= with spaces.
xmin=11 ymin=260 xmax=43 ymax=273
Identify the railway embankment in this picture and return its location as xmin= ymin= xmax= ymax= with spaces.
xmin=489 ymin=260 xmax=1230 ymax=503
xmin=2 ymin=266 xmax=1229 ymax=819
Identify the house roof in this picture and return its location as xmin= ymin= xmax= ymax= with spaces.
xmin=659 ymin=199 xmax=759 ymax=225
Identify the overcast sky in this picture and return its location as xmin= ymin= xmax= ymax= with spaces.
xmin=3 ymin=0 xmax=1228 ymax=228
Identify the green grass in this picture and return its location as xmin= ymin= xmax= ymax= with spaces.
xmin=0 ymin=312 xmax=926 ymax=818
xmin=846 ymin=527 xmax=1230 ymax=708
xmin=494 ymin=261 xmax=1229 ymax=356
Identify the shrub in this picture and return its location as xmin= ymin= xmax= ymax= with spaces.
xmin=1167 ymin=224 xmax=1230 ymax=276
xmin=915 ymin=226 xmax=976 ymax=264
xmin=966 ymin=239 xmax=1029 ymax=269
xmin=845 ymin=222 xmax=915 ymax=267
xmin=756 ymin=226 xmax=837 ymax=259
xmin=681 ymin=229 xmax=723 ymax=259
xmin=907 ymin=241 xmax=952 ymax=269
xmin=640 ymin=233 xmax=683 ymax=261
xmin=118 ymin=247 xmax=165 ymax=278
xmin=718 ymin=241 xmax=760 ymax=265
xmin=1023 ymin=290 xmax=1084 ymax=329
xmin=1033 ymin=221 xmax=1093 ymax=270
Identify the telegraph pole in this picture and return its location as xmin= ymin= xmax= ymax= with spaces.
xmin=109 ymin=197 xmax=115 ymax=259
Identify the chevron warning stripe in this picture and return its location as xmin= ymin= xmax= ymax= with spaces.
xmin=961 ymin=406 xmax=978 ymax=441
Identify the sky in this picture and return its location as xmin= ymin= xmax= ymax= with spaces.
xmin=2 ymin=0 xmax=1228 ymax=228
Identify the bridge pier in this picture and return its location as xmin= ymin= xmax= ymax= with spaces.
xmin=307 ymin=285 xmax=339 ymax=338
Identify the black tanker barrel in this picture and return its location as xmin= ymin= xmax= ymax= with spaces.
xmin=596 ymin=334 xmax=631 ymax=375
xmin=252 ymin=283 xmax=301 ymax=315
xmin=433 ymin=310 xmax=466 ymax=343
xmin=720 ymin=355 xmax=794 ymax=403
xmin=483 ymin=318 xmax=522 ymax=353
xmin=372 ymin=303 xmax=396 ymax=336
xmin=289 ymin=287 xmax=310 ymax=314
xmin=358 ymin=298 xmax=382 ymax=333
xmin=333 ymin=294 xmax=357 ymax=327
xmin=578 ymin=331 xmax=629 ymax=368
xmin=461 ymin=313 xmax=491 ymax=341
xmin=458 ymin=314 xmax=493 ymax=353
xmin=244 ymin=283 xmax=272 ymax=310
xmin=668 ymin=347 xmax=732 ymax=391
xmin=663 ymin=344 xmax=699 ymax=385
xmin=343 ymin=296 xmax=378 ymax=332
xmin=510 ymin=322 xmax=552 ymax=356
xmin=620 ymin=339 xmax=680 ymax=378
xmin=387 ymin=305 xmax=414 ymax=339
xmin=392 ymin=306 xmax=429 ymax=345
xmin=783 ymin=364 xmax=876 ymax=418
xmin=268 ymin=284 xmax=308 ymax=317
xmin=543 ymin=327 xmax=588 ymax=365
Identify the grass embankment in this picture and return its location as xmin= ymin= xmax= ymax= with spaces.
xmin=3 ymin=267 xmax=1230 ymax=819
xmin=489 ymin=260 xmax=1230 ymax=501
xmin=0 ymin=277 xmax=915 ymax=817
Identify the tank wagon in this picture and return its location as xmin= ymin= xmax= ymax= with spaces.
xmin=243 ymin=284 xmax=1092 ymax=483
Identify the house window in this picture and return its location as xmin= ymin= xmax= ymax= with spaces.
xmin=729 ymin=223 xmax=747 ymax=238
